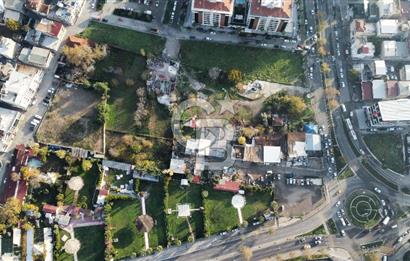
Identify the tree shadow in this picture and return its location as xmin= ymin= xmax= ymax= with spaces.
xmin=114 ymin=225 xmax=136 ymax=248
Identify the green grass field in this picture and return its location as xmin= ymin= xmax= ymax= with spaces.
xmin=110 ymin=199 xmax=144 ymax=259
xmin=81 ymin=21 xmax=165 ymax=54
xmin=180 ymin=41 xmax=303 ymax=85
xmin=203 ymin=189 xmax=238 ymax=234
xmin=76 ymin=226 xmax=105 ymax=261
xmin=363 ymin=134 xmax=405 ymax=174
xmin=92 ymin=47 xmax=145 ymax=132
xmin=166 ymin=181 xmax=204 ymax=241
xmin=241 ymin=191 xmax=272 ymax=221
xmin=64 ymin=162 xmax=99 ymax=208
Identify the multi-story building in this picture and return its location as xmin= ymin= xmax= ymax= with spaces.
xmin=246 ymin=0 xmax=293 ymax=34
xmin=191 ymin=0 xmax=235 ymax=27
xmin=190 ymin=0 xmax=295 ymax=35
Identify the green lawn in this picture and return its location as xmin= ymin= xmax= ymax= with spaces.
xmin=363 ymin=134 xmax=406 ymax=173
xmin=180 ymin=41 xmax=303 ymax=85
xmin=241 ymin=191 xmax=272 ymax=221
xmin=110 ymin=182 xmax=166 ymax=259
xmin=76 ymin=226 xmax=105 ymax=261
xmin=111 ymin=199 xmax=144 ymax=259
xmin=64 ymin=162 xmax=99 ymax=208
xmin=203 ymin=189 xmax=238 ymax=234
xmin=92 ymin=47 xmax=145 ymax=132
xmin=165 ymin=181 xmax=204 ymax=241
xmin=81 ymin=21 xmax=165 ymax=54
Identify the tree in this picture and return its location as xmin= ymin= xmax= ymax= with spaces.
xmin=318 ymin=46 xmax=327 ymax=56
xmin=29 ymin=175 xmax=42 ymax=189
xmin=241 ymin=127 xmax=258 ymax=139
xmin=55 ymin=150 xmax=67 ymax=159
xmin=10 ymin=172 xmax=20 ymax=182
xmin=321 ymin=63 xmax=331 ymax=75
xmin=20 ymin=167 xmax=40 ymax=181
xmin=0 ymin=198 xmax=22 ymax=227
xmin=237 ymin=136 xmax=246 ymax=145
xmin=93 ymin=81 xmax=110 ymax=95
xmin=324 ymin=87 xmax=340 ymax=98
xmin=82 ymin=159 xmax=93 ymax=172
xmin=228 ymin=69 xmax=243 ymax=83
xmin=328 ymin=99 xmax=339 ymax=110
xmin=5 ymin=19 xmax=20 ymax=31
xmin=271 ymin=200 xmax=279 ymax=214
xmin=38 ymin=146 xmax=48 ymax=162
xmin=240 ymin=246 xmax=253 ymax=261
xmin=287 ymin=96 xmax=306 ymax=118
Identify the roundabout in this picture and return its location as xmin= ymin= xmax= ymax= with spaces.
xmin=346 ymin=190 xmax=381 ymax=229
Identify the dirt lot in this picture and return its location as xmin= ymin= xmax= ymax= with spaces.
xmin=276 ymin=183 xmax=323 ymax=217
xmin=36 ymin=88 xmax=104 ymax=152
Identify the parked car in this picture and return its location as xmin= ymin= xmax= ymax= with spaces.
xmin=374 ymin=187 xmax=382 ymax=194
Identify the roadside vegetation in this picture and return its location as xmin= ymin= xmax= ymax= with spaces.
xmin=337 ymin=167 xmax=354 ymax=180
xmin=363 ymin=134 xmax=406 ymax=174
xmin=297 ymin=224 xmax=327 ymax=237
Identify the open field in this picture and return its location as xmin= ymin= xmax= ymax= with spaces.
xmin=241 ymin=191 xmax=272 ymax=221
xmin=363 ymin=134 xmax=405 ymax=174
xmin=64 ymin=162 xmax=99 ymax=208
xmin=203 ymin=189 xmax=238 ymax=234
xmin=76 ymin=226 xmax=105 ymax=261
xmin=36 ymin=88 xmax=103 ymax=152
xmin=81 ymin=21 xmax=165 ymax=54
xmin=180 ymin=41 xmax=303 ymax=85
xmin=111 ymin=199 xmax=144 ymax=259
xmin=166 ymin=181 xmax=204 ymax=241
xmin=92 ymin=47 xmax=145 ymax=132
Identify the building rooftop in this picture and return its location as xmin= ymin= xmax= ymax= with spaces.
xmin=362 ymin=81 xmax=373 ymax=100
xmin=378 ymin=99 xmax=410 ymax=121
xmin=386 ymin=81 xmax=398 ymax=97
xmin=372 ymin=79 xmax=386 ymax=99
xmin=377 ymin=19 xmax=399 ymax=35
xmin=213 ymin=180 xmax=240 ymax=192
xmin=169 ymin=158 xmax=187 ymax=174
xmin=4 ymin=0 xmax=24 ymax=12
xmin=192 ymin=0 xmax=234 ymax=13
xmin=305 ymin=133 xmax=321 ymax=151
xmin=35 ymin=18 xmax=64 ymax=37
xmin=382 ymin=41 xmax=409 ymax=57
xmin=263 ymin=146 xmax=282 ymax=163
xmin=249 ymin=0 xmax=292 ymax=18
xmin=374 ymin=60 xmax=387 ymax=75
xmin=0 ymin=37 xmax=17 ymax=60
xmin=177 ymin=204 xmax=191 ymax=217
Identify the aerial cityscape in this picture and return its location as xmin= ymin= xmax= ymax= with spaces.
xmin=0 ymin=0 xmax=408 ymax=260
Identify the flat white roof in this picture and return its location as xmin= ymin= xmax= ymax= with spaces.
xmin=26 ymin=229 xmax=33 ymax=261
xmin=186 ymin=139 xmax=211 ymax=156
xmin=169 ymin=158 xmax=186 ymax=174
xmin=305 ymin=133 xmax=321 ymax=151
xmin=12 ymin=228 xmax=21 ymax=246
xmin=263 ymin=146 xmax=281 ymax=163
xmin=289 ymin=141 xmax=307 ymax=158
xmin=374 ymin=60 xmax=387 ymax=75
xmin=0 ymin=107 xmax=20 ymax=133
xmin=378 ymin=19 xmax=399 ymax=34
xmin=372 ymin=79 xmax=386 ymax=99
xmin=379 ymin=99 xmax=410 ymax=121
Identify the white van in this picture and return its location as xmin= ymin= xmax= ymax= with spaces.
xmin=34 ymin=114 xmax=43 ymax=121
xmin=341 ymin=104 xmax=347 ymax=113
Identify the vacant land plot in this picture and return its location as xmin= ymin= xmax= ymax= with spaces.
xmin=180 ymin=41 xmax=303 ymax=85
xmin=241 ymin=191 xmax=272 ymax=221
xmin=363 ymin=134 xmax=405 ymax=173
xmin=166 ymin=181 xmax=204 ymax=241
xmin=81 ymin=21 xmax=165 ymax=54
xmin=36 ymin=88 xmax=103 ymax=152
xmin=64 ymin=162 xmax=99 ymax=208
xmin=346 ymin=191 xmax=381 ymax=229
xmin=92 ymin=47 xmax=145 ymax=132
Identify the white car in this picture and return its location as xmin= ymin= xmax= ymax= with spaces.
xmin=381 ymin=199 xmax=386 ymax=206
xmin=374 ymin=187 xmax=382 ymax=194
xmin=336 ymin=200 xmax=341 ymax=207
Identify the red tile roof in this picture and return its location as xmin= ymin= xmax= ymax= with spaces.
xmin=361 ymin=81 xmax=373 ymax=100
xmin=193 ymin=0 xmax=234 ymax=13
xmin=43 ymin=204 xmax=58 ymax=214
xmin=386 ymin=81 xmax=399 ymax=97
xmin=66 ymin=36 xmax=94 ymax=48
xmin=249 ymin=0 xmax=292 ymax=18
xmin=214 ymin=181 xmax=240 ymax=193
xmin=50 ymin=22 xmax=63 ymax=37
xmin=16 ymin=181 xmax=27 ymax=202
xmin=99 ymin=188 xmax=109 ymax=196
